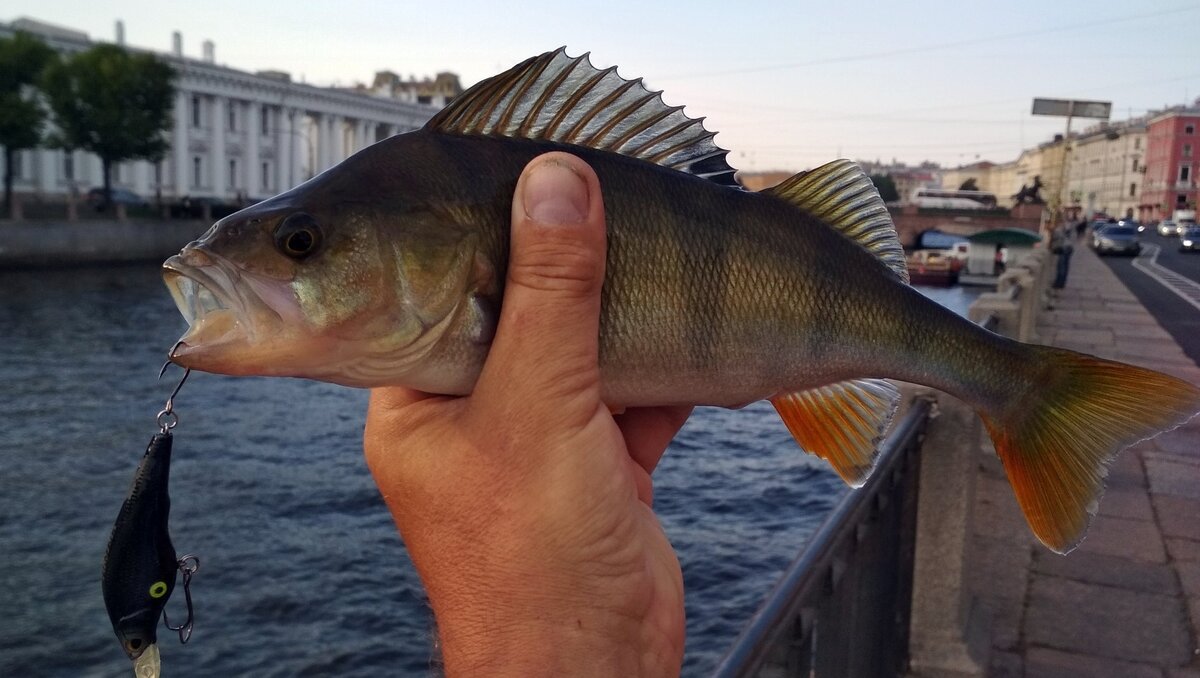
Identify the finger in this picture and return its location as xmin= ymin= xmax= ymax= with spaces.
xmin=615 ymin=406 xmax=694 ymax=474
xmin=474 ymin=152 xmax=607 ymax=416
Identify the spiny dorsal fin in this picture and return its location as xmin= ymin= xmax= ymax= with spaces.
xmin=425 ymin=48 xmax=740 ymax=187
xmin=765 ymin=161 xmax=908 ymax=283
xmin=770 ymin=378 xmax=901 ymax=487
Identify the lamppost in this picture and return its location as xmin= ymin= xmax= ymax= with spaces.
xmin=1032 ymin=98 xmax=1112 ymax=235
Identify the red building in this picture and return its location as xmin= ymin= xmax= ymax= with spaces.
xmin=1140 ymin=106 xmax=1200 ymax=222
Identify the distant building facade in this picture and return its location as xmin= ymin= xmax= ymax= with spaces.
xmin=358 ymin=70 xmax=463 ymax=108
xmin=0 ymin=17 xmax=450 ymax=204
xmin=1140 ymin=107 xmax=1200 ymax=221
xmin=1065 ymin=120 xmax=1146 ymax=220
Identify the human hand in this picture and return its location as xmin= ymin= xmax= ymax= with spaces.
xmin=364 ymin=152 xmax=693 ymax=677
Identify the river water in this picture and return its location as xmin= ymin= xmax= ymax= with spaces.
xmin=0 ymin=265 xmax=975 ymax=677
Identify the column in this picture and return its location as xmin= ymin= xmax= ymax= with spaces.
xmin=331 ymin=114 xmax=345 ymax=164
xmin=89 ymin=153 xmax=103 ymax=188
xmin=316 ymin=114 xmax=331 ymax=171
xmin=38 ymin=148 xmax=56 ymax=194
xmin=246 ymin=101 xmax=261 ymax=197
xmin=133 ymin=160 xmax=150 ymax=196
xmin=174 ymin=89 xmax=189 ymax=197
xmin=278 ymin=108 xmax=293 ymax=190
xmin=356 ymin=119 xmax=370 ymax=151
xmin=211 ymin=96 xmax=227 ymax=197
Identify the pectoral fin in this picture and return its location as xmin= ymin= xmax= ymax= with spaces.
xmin=771 ymin=379 xmax=900 ymax=487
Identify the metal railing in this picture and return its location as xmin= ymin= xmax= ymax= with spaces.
xmin=713 ymin=306 xmax=1004 ymax=678
xmin=712 ymin=397 xmax=933 ymax=678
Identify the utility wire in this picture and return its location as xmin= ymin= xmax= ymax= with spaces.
xmin=659 ymin=5 xmax=1200 ymax=80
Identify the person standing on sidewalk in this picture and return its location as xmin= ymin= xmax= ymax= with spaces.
xmin=1052 ymin=225 xmax=1074 ymax=289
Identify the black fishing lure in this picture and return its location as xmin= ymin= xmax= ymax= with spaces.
xmin=101 ymin=365 xmax=198 ymax=676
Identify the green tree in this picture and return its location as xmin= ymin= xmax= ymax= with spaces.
xmin=870 ymin=174 xmax=900 ymax=203
xmin=0 ymin=32 xmax=57 ymax=218
xmin=41 ymin=44 xmax=175 ymax=211
xmin=959 ymin=177 xmax=979 ymax=192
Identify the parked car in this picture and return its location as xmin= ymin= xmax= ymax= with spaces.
xmin=1181 ymin=225 xmax=1200 ymax=252
xmin=1091 ymin=225 xmax=1141 ymax=256
xmin=169 ymin=196 xmax=240 ymax=220
xmin=86 ymin=187 xmax=149 ymax=209
xmin=1157 ymin=220 xmax=1180 ymax=237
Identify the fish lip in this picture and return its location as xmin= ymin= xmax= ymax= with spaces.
xmin=163 ymin=250 xmax=265 ymax=360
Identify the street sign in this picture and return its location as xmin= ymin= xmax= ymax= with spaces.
xmin=1031 ymin=98 xmax=1112 ymax=120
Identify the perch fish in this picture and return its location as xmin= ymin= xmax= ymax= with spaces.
xmin=163 ymin=49 xmax=1200 ymax=553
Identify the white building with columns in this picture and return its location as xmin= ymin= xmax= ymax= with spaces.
xmin=1 ymin=17 xmax=441 ymax=204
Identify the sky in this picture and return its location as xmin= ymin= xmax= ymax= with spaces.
xmin=6 ymin=0 xmax=1200 ymax=172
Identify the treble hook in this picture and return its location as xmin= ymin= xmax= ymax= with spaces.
xmin=164 ymin=554 xmax=200 ymax=643
xmin=157 ymin=342 xmax=191 ymax=433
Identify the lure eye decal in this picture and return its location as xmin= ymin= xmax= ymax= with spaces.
xmin=149 ymin=581 xmax=169 ymax=599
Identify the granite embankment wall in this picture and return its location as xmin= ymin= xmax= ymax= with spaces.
xmin=0 ymin=221 xmax=209 ymax=268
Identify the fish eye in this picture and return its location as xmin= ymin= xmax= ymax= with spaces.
xmin=128 ymin=638 xmax=142 ymax=651
xmin=274 ymin=212 xmax=323 ymax=260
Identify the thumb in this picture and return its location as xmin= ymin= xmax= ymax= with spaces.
xmin=473 ymin=152 xmax=607 ymax=410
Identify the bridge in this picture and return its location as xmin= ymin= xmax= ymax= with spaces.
xmin=714 ymin=243 xmax=1200 ymax=677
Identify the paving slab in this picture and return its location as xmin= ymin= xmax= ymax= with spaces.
xmin=1097 ymin=486 xmax=1155 ymax=520
xmin=1146 ymin=455 xmax=1200 ymax=499
xmin=1073 ymin=514 xmax=1166 ymax=563
xmin=1025 ymin=576 xmax=1191 ymax=665
xmin=1054 ymin=328 xmax=1114 ymax=345
xmin=1112 ymin=323 xmax=1177 ymax=340
xmin=1167 ymin=538 xmax=1200 ymax=562
xmin=1031 ymin=549 xmax=1178 ymax=595
xmin=1149 ymin=429 xmax=1200 ymax=460
xmin=1024 ymin=647 xmax=1163 ymax=678
xmin=987 ymin=650 xmax=1023 ymax=678
xmin=1178 ymin=561 xmax=1200 ymax=598
xmin=1156 ymin=496 xmax=1200 ymax=542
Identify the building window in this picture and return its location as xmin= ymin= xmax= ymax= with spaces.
xmin=1185 ymin=144 xmax=1193 ymax=158
xmin=192 ymin=156 xmax=202 ymax=188
xmin=417 ymin=94 xmax=432 ymax=105
xmin=261 ymin=161 xmax=270 ymax=190
xmin=1131 ymin=158 xmax=1139 ymax=172
xmin=1134 ymin=138 xmax=1141 ymax=150
xmin=192 ymin=96 xmax=202 ymax=128
xmin=1186 ymin=124 xmax=1195 ymax=135
xmin=62 ymin=153 xmax=74 ymax=181
xmin=261 ymin=106 xmax=270 ymax=135
xmin=228 ymin=105 xmax=237 ymax=132
xmin=1130 ymin=183 xmax=1137 ymax=198
xmin=1180 ymin=194 xmax=1189 ymax=206
xmin=229 ymin=159 xmax=237 ymax=188
xmin=1181 ymin=165 xmax=1192 ymax=183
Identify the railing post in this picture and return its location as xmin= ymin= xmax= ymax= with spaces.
xmin=905 ymin=393 xmax=989 ymax=677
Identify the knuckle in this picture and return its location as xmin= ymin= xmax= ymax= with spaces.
xmin=508 ymin=239 xmax=603 ymax=296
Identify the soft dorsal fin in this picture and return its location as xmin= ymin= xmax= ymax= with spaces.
xmin=771 ymin=378 xmax=901 ymax=487
xmin=765 ymin=161 xmax=909 ymax=283
xmin=425 ymin=48 xmax=740 ymax=187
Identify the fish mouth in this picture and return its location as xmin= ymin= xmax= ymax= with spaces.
xmin=163 ymin=248 xmax=286 ymax=373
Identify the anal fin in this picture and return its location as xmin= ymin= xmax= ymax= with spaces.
xmin=771 ymin=379 xmax=900 ymax=487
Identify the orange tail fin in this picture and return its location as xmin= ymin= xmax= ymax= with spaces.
xmin=979 ymin=346 xmax=1200 ymax=553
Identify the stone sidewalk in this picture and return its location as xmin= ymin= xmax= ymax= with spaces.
xmin=969 ymin=245 xmax=1200 ymax=678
